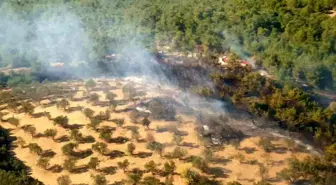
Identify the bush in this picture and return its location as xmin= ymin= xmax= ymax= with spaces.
xmin=37 ymin=157 xmax=50 ymax=170
xmin=56 ymin=99 xmax=70 ymax=110
xmin=258 ymin=138 xmax=275 ymax=152
xmin=28 ymin=143 xmax=43 ymax=155
xmin=88 ymin=157 xmax=100 ymax=170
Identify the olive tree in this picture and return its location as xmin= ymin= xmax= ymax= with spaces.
xmin=92 ymin=142 xmax=108 ymax=155
xmin=37 ymin=157 xmax=50 ymax=170
xmin=127 ymin=142 xmax=136 ymax=155
xmin=57 ymin=175 xmax=72 ymax=185
xmin=56 ymin=99 xmax=70 ymax=111
xmin=88 ymin=157 xmax=100 ymax=171
xmin=144 ymin=160 xmax=158 ymax=175
xmin=91 ymin=174 xmax=108 ymax=185
xmin=44 ymin=129 xmax=57 ymax=140
xmin=117 ymin=159 xmax=130 ymax=172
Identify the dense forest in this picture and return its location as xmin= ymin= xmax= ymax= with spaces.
xmin=0 ymin=0 xmax=335 ymax=89
xmin=0 ymin=0 xmax=335 ymax=184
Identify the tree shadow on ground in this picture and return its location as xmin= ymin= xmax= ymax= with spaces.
xmin=205 ymin=167 xmax=231 ymax=178
xmin=109 ymin=137 xmax=129 ymax=144
xmin=135 ymin=151 xmax=153 ymax=158
xmin=71 ymin=165 xmax=89 ymax=174
xmin=212 ymin=157 xmax=232 ymax=165
xmin=98 ymin=166 xmax=117 ymax=175
xmin=181 ymin=142 xmax=199 ymax=148
xmin=240 ymin=147 xmax=257 ymax=154
xmin=41 ymin=150 xmax=56 ymax=158
xmin=107 ymin=150 xmax=125 ymax=159
xmin=54 ymin=135 xmax=70 ymax=143
xmin=48 ymin=164 xmax=63 ymax=173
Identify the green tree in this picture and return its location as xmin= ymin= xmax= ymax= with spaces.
xmin=142 ymin=176 xmax=161 ymax=185
xmin=163 ymin=161 xmax=176 ymax=176
xmin=88 ymin=157 xmax=100 ymax=170
xmin=127 ymin=142 xmax=136 ymax=155
xmin=57 ymin=175 xmax=71 ymax=185
xmin=85 ymin=79 xmax=96 ymax=90
xmin=144 ymin=160 xmax=157 ymax=175
xmin=44 ymin=129 xmax=57 ymax=140
xmin=92 ymin=142 xmax=108 ymax=155
xmin=56 ymin=99 xmax=70 ymax=111
xmin=83 ymin=108 xmax=95 ymax=119
xmin=117 ymin=159 xmax=130 ymax=172
xmin=37 ymin=157 xmax=50 ymax=170
xmin=91 ymin=174 xmax=108 ymax=185
xmin=7 ymin=117 xmax=19 ymax=127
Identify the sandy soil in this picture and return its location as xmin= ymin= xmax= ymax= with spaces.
xmin=0 ymin=79 xmax=310 ymax=185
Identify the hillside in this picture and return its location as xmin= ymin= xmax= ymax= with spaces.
xmin=0 ymin=0 xmax=335 ymax=89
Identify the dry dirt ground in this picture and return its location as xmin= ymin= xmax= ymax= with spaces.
xmin=0 ymin=79 xmax=309 ymax=185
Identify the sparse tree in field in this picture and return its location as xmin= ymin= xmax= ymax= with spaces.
xmin=117 ymin=159 xmax=130 ymax=172
xmin=147 ymin=142 xmax=164 ymax=157
xmin=88 ymin=157 xmax=100 ymax=171
xmin=127 ymin=142 xmax=136 ymax=155
xmin=164 ymin=176 xmax=174 ymax=185
xmin=122 ymin=83 xmax=137 ymax=100
xmin=92 ymin=142 xmax=108 ymax=155
xmin=37 ymin=157 xmax=50 ymax=170
xmin=99 ymin=129 xmax=112 ymax=142
xmin=258 ymin=138 xmax=275 ymax=152
xmin=7 ymin=102 xmax=18 ymax=113
xmin=91 ymin=174 xmax=108 ymax=185
xmin=24 ymin=126 xmax=36 ymax=137
xmin=28 ymin=143 xmax=43 ymax=155
xmin=202 ymin=148 xmax=213 ymax=162
xmin=258 ymin=164 xmax=269 ymax=181
xmin=85 ymin=79 xmax=96 ymax=90
xmin=8 ymin=117 xmax=19 ymax=127
xmin=70 ymin=129 xmax=83 ymax=142
xmin=163 ymin=161 xmax=176 ymax=176
xmin=56 ymin=99 xmax=70 ymax=111
xmin=167 ymin=147 xmax=187 ymax=160
xmin=234 ymin=152 xmax=245 ymax=163
xmin=114 ymin=118 xmax=125 ymax=128
xmin=131 ymin=129 xmax=140 ymax=142
xmin=146 ymin=132 xmax=155 ymax=143
xmin=15 ymin=136 xmax=26 ymax=148
xmin=104 ymin=109 xmax=111 ymax=121
xmin=142 ymin=117 xmax=151 ymax=129
xmin=172 ymin=135 xmax=182 ymax=146
xmin=89 ymin=93 xmax=100 ymax=102
xmin=106 ymin=92 xmax=117 ymax=103
xmin=21 ymin=102 xmax=35 ymax=115
xmin=144 ymin=160 xmax=158 ymax=175
xmin=63 ymin=157 xmax=77 ymax=172
xmin=44 ymin=129 xmax=57 ymax=140
xmin=62 ymin=142 xmax=78 ymax=156
xmin=57 ymin=175 xmax=72 ymax=185
xmin=191 ymin=156 xmax=208 ymax=171
xmin=284 ymin=138 xmax=296 ymax=151
xmin=142 ymin=176 xmax=161 ymax=185
xmin=53 ymin=116 xmax=69 ymax=127
xmin=83 ymin=108 xmax=94 ymax=119
xmin=126 ymin=170 xmax=143 ymax=185
xmin=88 ymin=117 xmax=101 ymax=131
